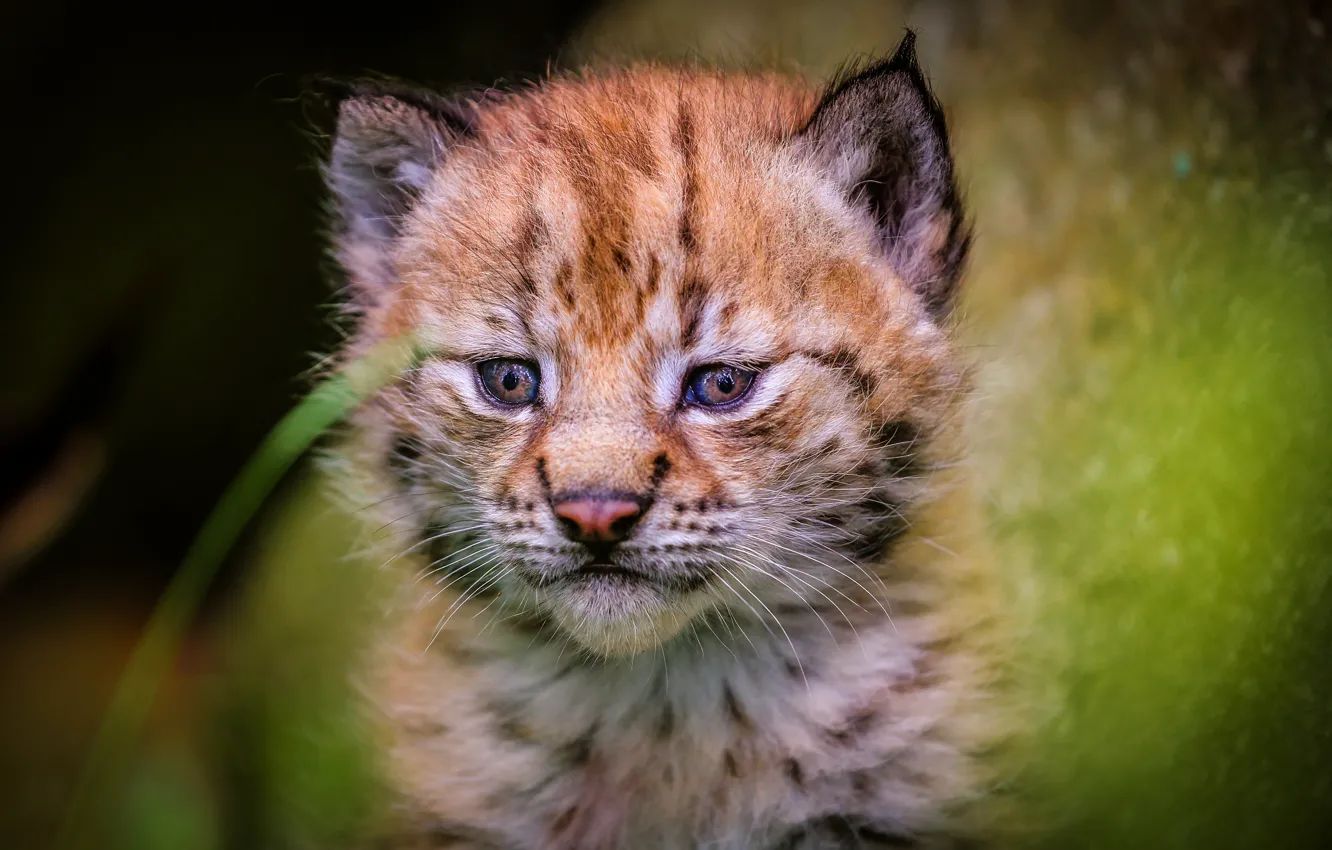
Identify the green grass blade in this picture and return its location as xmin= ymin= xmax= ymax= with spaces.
xmin=54 ymin=334 xmax=422 ymax=850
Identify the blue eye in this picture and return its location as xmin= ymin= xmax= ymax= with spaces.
xmin=478 ymin=359 xmax=540 ymax=405
xmin=684 ymin=365 xmax=757 ymax=408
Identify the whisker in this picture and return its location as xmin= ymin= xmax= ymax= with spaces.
xmin=719 ymin=551 xmax=834 ymax=637
xmin=382 ymin=523 xmax=489 ymax=569
xmin=727 ymin=546 xmax=867 ymax=655
xmin=713 ymin=564 xmax=809 ymax=694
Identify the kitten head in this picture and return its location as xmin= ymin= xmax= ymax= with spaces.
xmin=326 ymin=34 xmax=970 ymax=657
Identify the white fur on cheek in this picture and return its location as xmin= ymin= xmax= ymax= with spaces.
xmin=651 ymin=350 xmax=692 ymax=410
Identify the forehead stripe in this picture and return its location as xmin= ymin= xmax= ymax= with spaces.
xmin=673 ymin=94 xmax=699 ymax=254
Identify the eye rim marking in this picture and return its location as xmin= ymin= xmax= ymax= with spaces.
xmin=681 ymin=363 xmax=760 ymax=409
xmin=476 ymin=357 xmax=541 ymax=406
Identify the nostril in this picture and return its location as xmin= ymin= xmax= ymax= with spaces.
xmin=552 ymin=496 xmax=644 ymax=542
xmin=555 ymin=514 xmax=584 ymax=540
xmin=609 ymin=512 xmax=640 ymax=538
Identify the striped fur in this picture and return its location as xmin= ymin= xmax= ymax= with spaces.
xmin=326 ymin=36 xmax=1008 ymax=850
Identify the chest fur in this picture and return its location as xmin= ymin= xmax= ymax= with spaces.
xmin=372 ymin=612 xmax=971 ymax=850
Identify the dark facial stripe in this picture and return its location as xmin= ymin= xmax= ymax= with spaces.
xmin=624 ymin=120 xmax=663 ymax=179
xmin=612 ymin=245 xmax=633 ymax=275
xmin=678 ymin=276 xmax=710 ymax=348
xmin=845 ymin=496 xmax=911 ymax=561
xmin=673 ymin=95 xmax=699 ymax=253
xmin=645 ymin=254 xmax=663 ymax=297
xmin=535 ymin=456 xmax=552 ymax=497
xmin=557 ymin=126 xmax=639 ymax=311
xmin=510 ymin=207 xmax=546 ymax=308
xmin=554 ymin=260 xmax=576 ymax=309
xmin=717 ymin=299 xmax=739 ymax=331
xmin=805 ymin=419 xmax=924 ymax=562
xmin=727 ymin=395 xmax=808 ymax=454
xmin=801 ymin=346 xmax=878 ymax=399
xmin=867 ymin=419 xmax=921 ymax=477
xmin=649 ymin=452 xmax=671 ymax=489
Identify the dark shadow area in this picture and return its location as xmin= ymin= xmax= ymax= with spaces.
xmin=0 ymin=6 xmax=600 ymax=847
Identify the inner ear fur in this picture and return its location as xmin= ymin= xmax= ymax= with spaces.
xmin=321 ymin=77 xmax=479 ymax=297
xmin=796 ymin=32 xmax=971 ymax=318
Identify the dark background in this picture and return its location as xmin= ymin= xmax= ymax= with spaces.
xmin=0 ymin=8 xmax=600 ymax=848
xmin=1 ymin=5 xmax=599 ymax=610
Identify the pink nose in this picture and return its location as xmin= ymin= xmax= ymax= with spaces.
xmin=553 ymin=497 xmax=644 ymax=542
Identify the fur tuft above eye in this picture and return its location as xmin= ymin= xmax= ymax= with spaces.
xmin=683 ymin=365 xmax=758 ymax=408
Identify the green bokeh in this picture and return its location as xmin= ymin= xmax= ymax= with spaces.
xmin=1003 ymin=194 xmax=1332 ymax=847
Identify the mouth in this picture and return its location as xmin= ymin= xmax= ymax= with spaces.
xmin=571 ymin=561 xmax=650 ymax=582
xmin=524 ymin=555 xmax=719 ymax=657
xmin=519 ymin=552 xmax=714 ymax=595
xmin=523 ymin=558 xmax=656 ymax=589
xmin=565 ymin=559 xmax=713 ymax=595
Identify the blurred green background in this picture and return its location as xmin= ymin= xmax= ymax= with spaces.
xmin=1 ymin=2 xmax=1329 ymax=848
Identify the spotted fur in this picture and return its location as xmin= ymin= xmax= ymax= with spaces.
xmin=325 ymin=32 xmax=1009 ymax=850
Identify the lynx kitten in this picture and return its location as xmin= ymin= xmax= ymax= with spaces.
xmin=325 ymin=33 xmax=1006 ymax=849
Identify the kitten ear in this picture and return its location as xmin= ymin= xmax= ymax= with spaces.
xmin=797 ymin=32 xmax=970 ymax=318
xmin=322 ymin=79 xmax=478 ymax=293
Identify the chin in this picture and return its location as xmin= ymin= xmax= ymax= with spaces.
xmin=546 ymin=576 xmax=701 ymax=657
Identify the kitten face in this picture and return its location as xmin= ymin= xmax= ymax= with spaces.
xmin=329 ymin=51 xmax=967 ymax=656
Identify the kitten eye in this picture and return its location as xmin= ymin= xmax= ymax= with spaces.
xmin=478 ymin=358 xmax=540 ymax=406
xmin=683 ymin=364 xmax=757 ymax=408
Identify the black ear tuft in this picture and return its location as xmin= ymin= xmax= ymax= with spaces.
xmin=884 ymin=27 xmax=923 ymax=74
xmin=319 ymin=77 xmax=479 ymax=293
xmin=798 ymin=31 xmax=970 ymax=318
